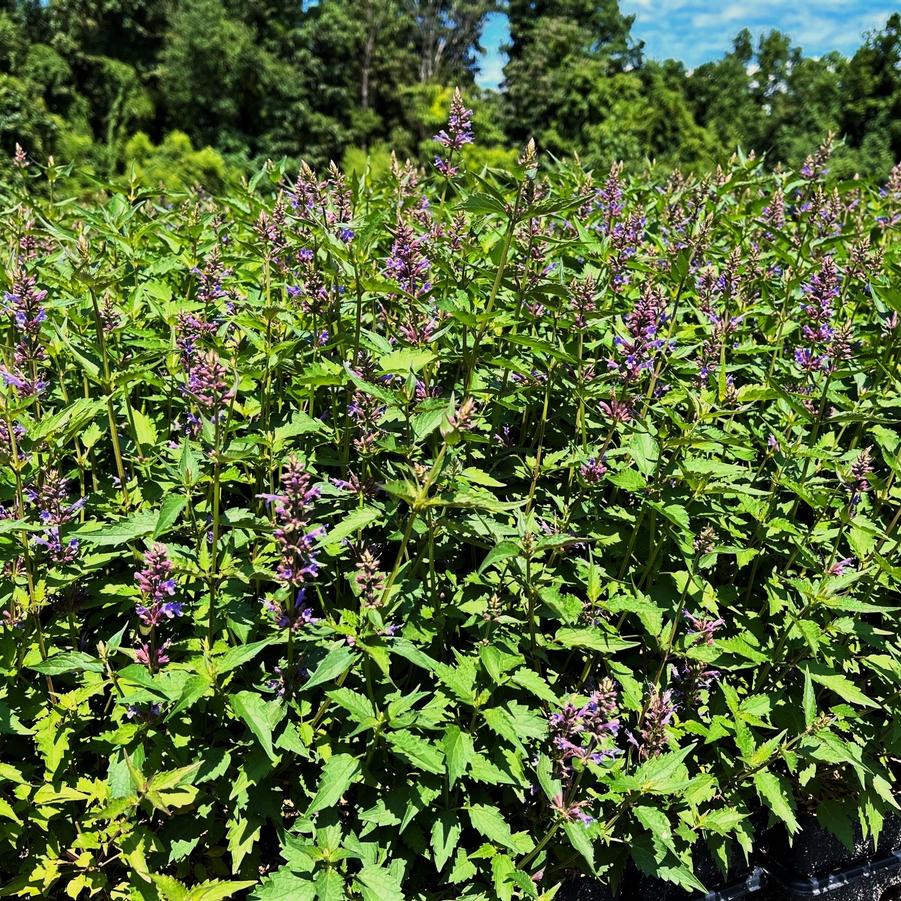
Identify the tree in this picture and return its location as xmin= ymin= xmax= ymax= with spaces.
xmin=159 ymin=0 xmax=275 ymax=152
xmin=839 ymin=13 xmax=901 ymax=176
xmin=503 ymin=0 xmax=643 ymax=146
xmin=408 ymin=0 xmax=494 ymax=84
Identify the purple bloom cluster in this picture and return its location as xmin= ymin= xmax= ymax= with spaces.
xmin=134 ymin=544 xmax=180 ymax=671
xmin=628 ymin=688 xmax=677 ymax=760
xmin=28 ymin=471 xmax=84 ymax=564
xmin=570 ymin=276 xmax=597 ymax=328
xmin=435 ymin=89 xmax=474 ymax=150
xmin=192 ymin=247 xmax=231 ymax=308
xmin=2 ymin=270 xmax=49 ymax=396
xmin=263 ymin=587 xmax=320 ymax=631
xmin=847 ymin=446 xmax=874 ymax=511
xmin=385 ymin=223 xmax=431 ymax=297
xmin=610 ymin=286 xmax=671 ymax=381
xmin=684 ymin=611 xmax=724 ymax=646
xmin=355 ymin=547 xmax=386 ymax=608
xmin=135 ymin=544 xmax=182 ymax=626
xmin=177 ymin=313 xmax=218 ymax=365
xmin=549 ymin=680 xmax=620 ymax=777
xmin=580 ymin=457 xmax=607 ymax=484
xmin=264 ymin=457 xmax=325 ymax=588
xmin=794 ymin=255 xmax=842 ymax=373
xmin=185 ymin=350 xmax=234 ymax=418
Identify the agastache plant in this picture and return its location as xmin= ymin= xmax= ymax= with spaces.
xmin=434 ymin=87 xmax=473 ymax=177
xmin=2 ymin=127 xmax=901 ymax=900
xmin=134 ymin=545 xmax=180 ymax=672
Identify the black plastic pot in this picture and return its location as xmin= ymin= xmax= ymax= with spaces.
xmin=560 ymin=867 xmax=768 ymax=901
xmin=632 ymin=868 xmax=767 ymax=901
xmin=765 ymin=813 xmax=901 ymax=879
xmin=631 ymin=839 xmax=764 ymax=901
xmin=555 ymin=877 xmax=619 ymax=901
xmin=765 ymin=850 xmax=901 ymax=900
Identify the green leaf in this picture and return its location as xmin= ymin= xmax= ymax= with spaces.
xmin=554 ymin=627 xmax=638 ymax=654
xmin=563 ymin=821 xmax=596 ymax=874
xmin=154 ymin=495 xmax=188 ymax=538
xmin=443 ymin=726 xmax=472 ymax=788
xmin=75 ymin=510 xmax=158 ymax=546
xmin=754 ymin=770 xmax=799 ymax=834
xmin=30 ymin=397 xmax=105 ymax=442
xmin=510 ymin=668 xmax=558 ymax=705
xmin=468 ymin=804 xmax=533 ymax=854
xmin=431 ymin=811 xmax=462 ymax=873
xmin=459 ymin=193 xmax=508 ymax=217
xmin=313 ymin=870 xmax=345 ymax=901
xmin=808 ymin=666 xmax=877 ymax=708
xmin=186 ymin=879 xmax=258 ymax=900
xmin=165 ymin=675 xmax=211 ymax=722
xmin=327 ymin=687 xmax=377 ymax=724
xmin=379 ymin=348 xmax=436 ymax=374
xmin=322 ymin=507 xmax=380 ymax=547
xmin=306 ymin=753 xmax=360 ymax=816
xmin=355 ymin=865 xmax=404 ymax=901
xmin=634 ymin=805 xmax=676 ymax=854
xmin=478 ymin=540 xmax=520 ymax=574
xmin=214 ymin=638 xmax=274 ymax=675
xmin=28 ymin=651 xmax=104 ymax=675
xmin=386 ymin=729 xmax=445 ymax=774
xmin=608 ymin=468 xmax=647 ymax=491
xmin=250 ymin=869 xmax=315 ymax=901
xmin=302 ymin=646 xmax=356 ymax=691
xmin=132 ymin=407 xmax=158 ymax=447
xmin=228 ymin=691 xmax=283 ymax=762
xmin=803 ymin=668 xmax=816 ymax=728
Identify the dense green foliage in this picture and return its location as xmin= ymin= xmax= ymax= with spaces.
xmin=1 ymin=117 xmax=900 ymax=898
xmin=0 ymin=1 xmax=898 ymax=184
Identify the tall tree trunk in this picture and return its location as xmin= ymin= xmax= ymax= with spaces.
xmin=361 ymin=0 xmax=375 ymax=113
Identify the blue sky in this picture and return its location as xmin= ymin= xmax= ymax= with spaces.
xmin=476 ymin=1 xmax=895 ymax=88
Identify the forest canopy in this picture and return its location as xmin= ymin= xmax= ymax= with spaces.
xmin=0 ymin=0 xmax=898 ymax=187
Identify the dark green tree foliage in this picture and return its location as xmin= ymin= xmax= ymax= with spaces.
xmin=0 ymin=0 xmax=896 ymax=179
xmin=840 ymin=13 xmax=901 ymax=176
xmin=159 ymin=0 xmax=277 ymax=153
xmin=503 ymin=0 xmax=643 ymax=146
xmin=409 ymin=0 xmax=495 ymax=84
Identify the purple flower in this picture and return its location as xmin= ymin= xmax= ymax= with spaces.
xmin=794 ymin=256 xmax=843 ymax=374
xmin=186 ymin=350 xmax=234 ymax=417
xmin=355 ymin=547 xmax=386 ymax=608
xmin=384 ymin=223 xmax=431 ymax=297
xmin=264 ymin=588 xmax=320 ymax=631
xmin=192 ymin=247 xmax=231 ymax=306
xmin=126 ymin=702 xmax=163 ymax=722
xmin=2 ymin=269 xmax=49 ymax=396
xmin=264 ymin=456 xmax=325 ymax=587
xmin=176 ymin=312 xmax=217 ymax=364
xmin=684 ymin=611 xmax=724 ymax=646
xmin=609 ymin=286 xmax=671 ymax=381
xmin=628 ymin=688 xmax=677 ymax=760
xmin=847 ymin=446 xmax=874 ymax=510
xmin=580 ymin=457 xmax=607 ymax=484
xmin=136 ymin=639 xmax=171 ymax=670
xmin=828 ymin=557 xmax=855 ymax=576
xmin=551 ymin=793 xmax=594 ymax=825
xmin=33 ymin=528 xmax=79 ymax=564
xmin=570 ymin=276 xmax=597 ymax=328
xmin=135 ymin=545 xmax=182 ymax=626
xmin=434 ymin=88 xmax=473 ymax=152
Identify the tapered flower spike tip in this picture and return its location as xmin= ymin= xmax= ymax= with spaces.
xmin=519 ymin=138 xmax=537 ymax=171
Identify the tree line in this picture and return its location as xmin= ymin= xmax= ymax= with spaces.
xmin=0 ymin=0 xmax=898 ymax=187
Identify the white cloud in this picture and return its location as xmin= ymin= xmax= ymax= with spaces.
xmin=477 ymin=1 xmax=894 ymax=83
